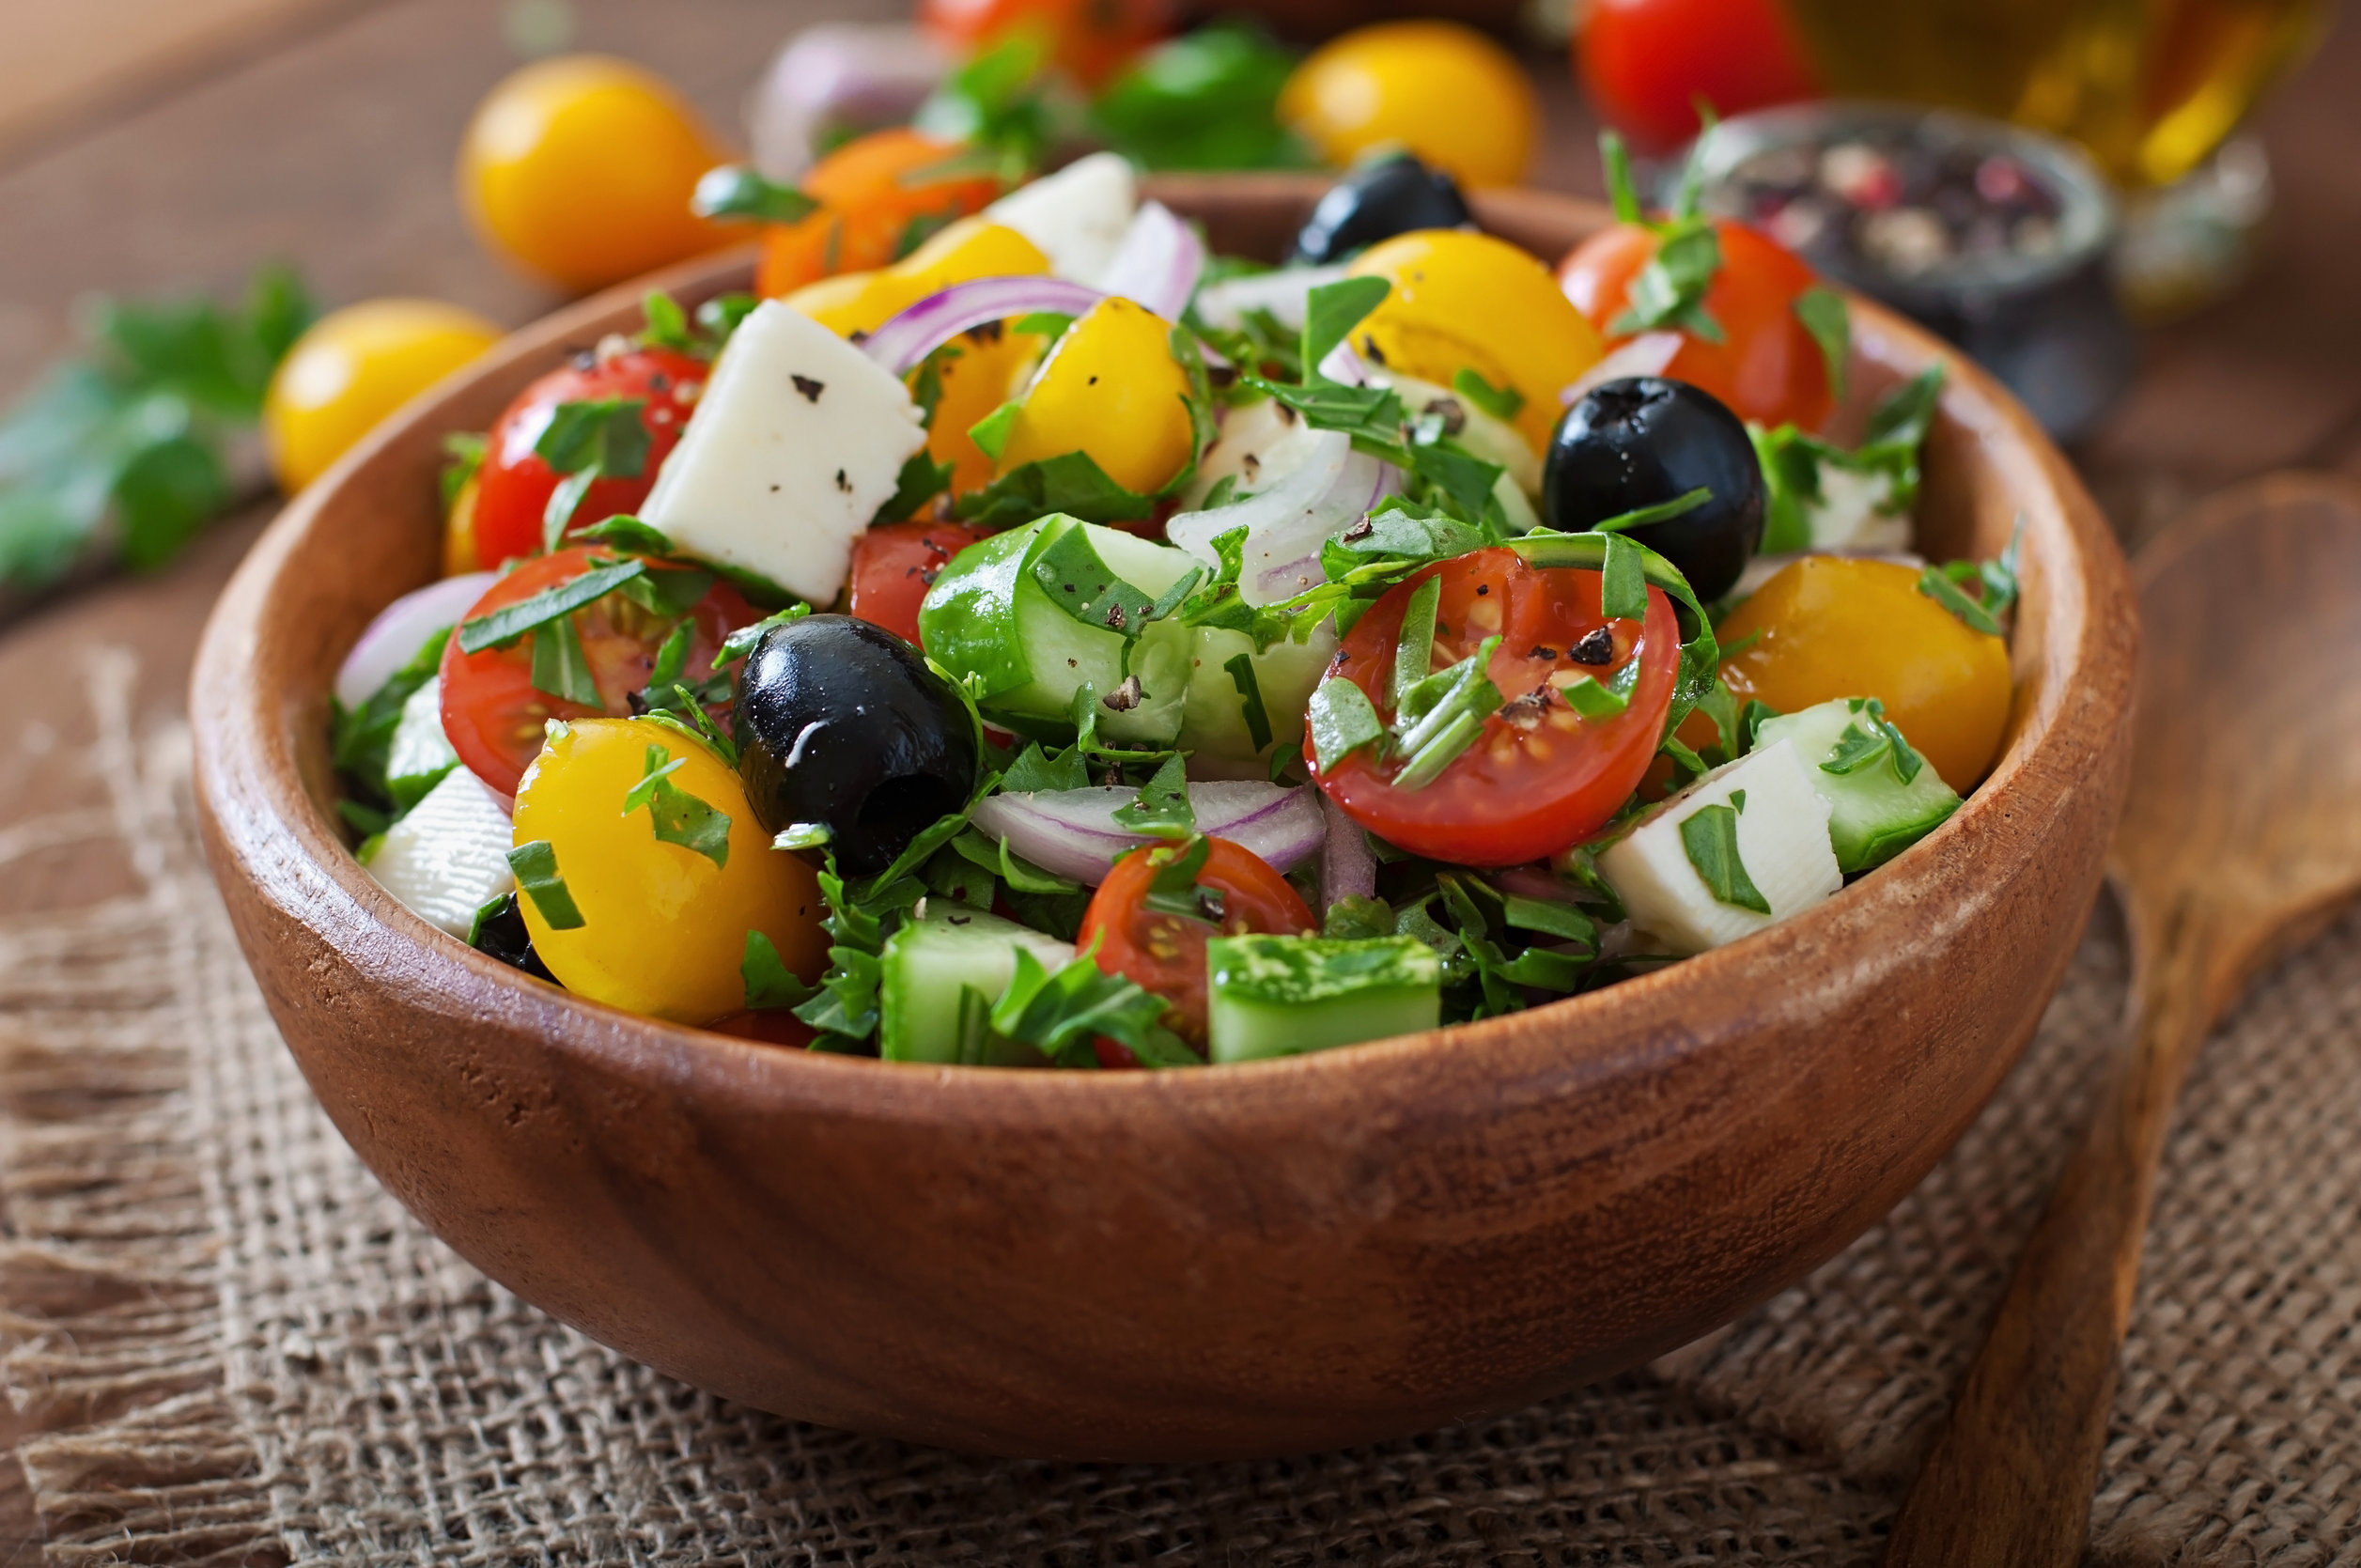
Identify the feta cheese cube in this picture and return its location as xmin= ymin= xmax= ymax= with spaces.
xmin=638 ymin=300 xmax=925 ymax=605
xmin=984 ymin=151 xmax=1138 ymax=286
xmin=363 ymin=768 xmax=516 ymax=939
xmin=1598 ymin=739 xmax=1842 ymax=955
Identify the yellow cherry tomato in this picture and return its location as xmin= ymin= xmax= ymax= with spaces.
xmin=443 ymin=473 xmax=481 ymax=578
xmin=262 ymin=300 xmax=501 ymax=492
xmin=1347 ymin=230 xmax=1604 ymax=453
xmin=1717 ymin=557 xmax=2014 ymax=792
xmin=459 ymin=55 xmax=738 ymax=292
xmin=1278 ymin=21 xmax=1538 ymax=189
xmin=512 ymin=718 xmax=827 ymax=1025
xmin=998 ymin=297 xmax=1195 ymax=497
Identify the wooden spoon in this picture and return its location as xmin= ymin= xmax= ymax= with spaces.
xmin=1887 ymin=473 xmax=2361 ymax=1564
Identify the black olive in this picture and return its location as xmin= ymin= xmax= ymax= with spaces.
xmin=1543 ymin=377 xmax=1766 ymax=603
xmin=734 ymin=614 xmax=978 ymax=877
xmin=1289 ymin=150 xmax=1475 ymax=266
xmin=469 ymin=893 xmax=554 ymax=981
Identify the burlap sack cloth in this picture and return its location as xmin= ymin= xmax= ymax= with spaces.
xmin=2 ymin=647 xmax=2353 ymax=1564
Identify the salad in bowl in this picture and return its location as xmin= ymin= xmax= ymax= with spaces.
xmin=334 ymin=143 xmax=2016 ymax=1072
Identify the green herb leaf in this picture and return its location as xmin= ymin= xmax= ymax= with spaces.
xmin=716 ymin=602 xmax=814 ymax=667
xmin=1390 ymin=573 xmax=1441 ymax=713
xmin=954 ymin=447 xmax=1160 ymax=529
xmin=331 ymin=627 xmax=450 ymax=808
xmin=1010 ymin=311 xmax=1075 ymax=339
xmin=1600 ymin=131 xmax=1643 ymax=225
xmin=1609 ymin=222 xmax=1725 ymax=342
xmin=1308 ymin=676 xmax=1384 ymax=770
xmin=1141 ymin=835 xmax=1221 ymax=924
xmin=1301 ymin=276 xmax=1391 ymax=381
xmin=1742 ymin=699 xmax=1780 ymax=748
xmin=1450 ymin=366 xmax=1526 ymax=423
xmin=507 ymin=840 xmax=587 ymax=929
xmin=1222 ymin=651 xmax=1273 ymax=752
xmin=1512 ymin=527 xmax=1719 ymax=744
xmin=988 ymin=940 xmax=1190 ymax=1068
xmin=1392 ymin=635 xmax=1503 ymax=790
xmin=630 ymin=759 xmax=730 ymax=865
xmin=1558 ymin=673 xmax=1629 ymax=720
xmin=1111 ymin=753 xmax=1194 ymax=838
xmin=640 ymin=290 xmax=695 ymax=354
xmin=1916 ymin=564 xmax=2006 ymax=636
xmin=1588 ymin=487 xmax=1711 ymax=535
xmin=1239 ymin=372 xmax=1406 ymax=451
xmin=541 ymin=468 xmax=597 ymax=552
xmin=1679 ymin=804 xmax=1770 ymax=913
xmin=1029 ymin=522 xmax=1157 ymax=638
xmin=577 ymin=513 xmax=676 ymax=555
xmin=457 ymin=558 xmax=645 ymax=652
xmin=741 ymin=930 xmax=814 ymax=1010
xmin=1089 ymin=20 xmax=1304 ymax=173
xmin=441 ymin=431 xmax=488 ymax=511
xmin=529 ymin=615 xmax=602 ymax=706
xmin=535 ymin=397 xmax=650 ymax=479
xmin=773 ymin=822 xmax=833 ymax=850
xmin=873 ymin=448 xmax=956 ymax=524
xmin=1601 ymin=532 xmax=1648 ymax=623
xmin=692 ymin=164 xmax=819 ymax=224
xmin=695 ymin=293 xmax=760 ymax=347
xmin=1322 ymin=893 xmax=1393 ymax=940
xmin=1793 ymin=287 xmax=1851 ymax=404
xmin=1502 ymin=893 xmax=1596 ymax=945
xmin=1002 ymin=740 xmax=1094 ymax=793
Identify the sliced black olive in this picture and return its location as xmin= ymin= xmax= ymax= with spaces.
xmin=468 ymin=893 xmax=553 ymax=981
xmin=734 ymin=614 xmax=977 ymax=877
xmin=1543 ymin=377 xmax=1766 ymax=603
xmin=1290 ymin=150 xmax=1475 ymax=266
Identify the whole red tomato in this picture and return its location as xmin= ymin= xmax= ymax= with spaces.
xmin=1561 ymin=218 xmax=1838 ymax=431
xmin=1577 ymin=0 xmax=1820 ymax=153
xmin=470 ymin=346 xmax=707 ymax=569
xmin=921 ymin=0 xmax=1173 ymax=87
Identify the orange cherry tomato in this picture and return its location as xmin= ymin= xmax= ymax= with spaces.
xmin=754 ymin=129 xmax=1006 ymax=299
xmin=440 ymin=547 xmax=759 ymax=798
xmin=846 ymin=520 xmax=991 ymax=644
xmin=1310 ymin=547 xmax=1679 ymax=867
xmin=1078 ymin=836 xmax=1315 ymax=1052
xmin=470 ymin=345 xmax=707 ymax=569
xmin=920 ymin=0 xmax=1173 ymax=87
xmin=1558 ymin=218 xmax=1838 ymax=432
xmin=1577 ymin=0 xmax=1821 ymax=154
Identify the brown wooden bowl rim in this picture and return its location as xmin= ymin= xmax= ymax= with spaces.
xmin=193 ymin=178 xmax=2136 ymax=1124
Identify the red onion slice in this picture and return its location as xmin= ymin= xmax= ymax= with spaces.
xmin=335 ymin=572 xmax=495 ymax=710
xmin=970 ymin=782 xmax=1325 ymax=886
xmin=748 ymin=24 xmax=951 ymax=179
xmin=862 ymin=276 xmax=1108 ymax=377
xmin=1560 ymin=332 xmax=1683 ymax=409
xmin=1319 ymin=791 xmax=1375 ymax=908
xmin=1167 ymin=431 xmax=1398 ymax=607
xmin=1094 ymin=200 xmax=1204 ymax=322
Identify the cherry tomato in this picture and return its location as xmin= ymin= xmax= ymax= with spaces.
xmin=441 ymin=546 xmax=760 ymax=798
xmin=1311 ymin=547 xmax=1680 ymax=866
xmin=754 ymin=129 xmax=1007 ymax=300
xmin=458 ymin=55 xmax=739 ymax=292
xmin=1279 ymin=22 xmax=1537 ymax=189
xmin=1078 ymin=836 xmax=1315 ymax=1049
xmin=1558 ymin=219 xmax=1837 ymax=431
xmin=264 ymin=300 xmax=501 ymax=492
xmin=1576 ymin=0 xmax=1821 ymax=154
xmin=469 ymin=345 xmax=708 ymax=569
xmin=920 ymin=0 xmax=1173 ymax=87
xmin=847 ymin=520 xmax=991 ymax=644
xmin=1716 ymin=557 xmax=2012 ymax=792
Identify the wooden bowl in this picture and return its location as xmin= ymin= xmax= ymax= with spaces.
xmin=191 ymin=177 xmax=2136 ymax=1461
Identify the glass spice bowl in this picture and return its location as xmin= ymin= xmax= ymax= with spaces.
xmin=1685 ymin=101 xmax=2136 ymax=444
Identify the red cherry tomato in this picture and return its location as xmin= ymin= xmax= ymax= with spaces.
xmin=1077 ymin=836 xmax=1315 ymax=1053
xmin=440 ymin=546 xmax=760 ymax=797
xmin=1310 ymin=547 xmax=1679 ymax=867
xmin=470 ymin=346 xmax=708 ymax=569
xmin=1559 ymin=219 xmax=1837 ymax=431
xmin=847 ymin=520 xmax=990 ymax=644
xmin=920 ymin=0 xmax=1173 ymax=86
xmin=1577 ymin=0 xmax=1819 ymax=153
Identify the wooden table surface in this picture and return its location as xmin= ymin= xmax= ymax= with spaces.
xmin=0 ymin=0 xmax=2356 ymax=1557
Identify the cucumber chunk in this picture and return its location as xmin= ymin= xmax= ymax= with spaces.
xmin=1754 ymin=697 xmax=1962 ymax=872
xmin=1204 ymin=935 xmax=1441 ymax=1063
xmin=879 ymin=906 xmax=1076 ymax=1064
xmin=918 ymin=514 xmax=1196 ymax=745
xmin=1178 ymin=621 xmax=1338 ymax=779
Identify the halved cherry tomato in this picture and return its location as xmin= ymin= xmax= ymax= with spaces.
xmin=1078 ymin=836 xmax=1315 ymax=1054
xmin=919 ymin=0 xmax=1173 ymax=87
xmin=1576 ymin=0 xmax=1821 ymax=154
xmin=1559 ymin=219 xmax=1837 ymax=432
xmin=1310 ymin=547 xmax=1679 ymax=866
xmin=470 ymin=345 xmax=707 ymax=569
xmin=847 ymin=520 xmax=990 ymax=644
xmin=754 ymin=129 xmax=1007 ymax=300
xmin=440 ymin=546 xmax=759 ymax=797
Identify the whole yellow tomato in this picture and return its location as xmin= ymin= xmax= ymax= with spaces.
xmin=1279 ymin=21 xmax=1538 ymax=189
xmin=512 ymin=718 xmax=828 ymax=1025
xmin=1717 ymin=557 xmax=2014 ymax=791
xmin=263 ymin=300 xmax=501 ymax=492
xmin=997 ymin=297 xmax=1195 ymax=496
xmin=1347 ymin=230 xmax=1604 ymax=453
xmin=459 ymin=55 xmax=738 ymax=292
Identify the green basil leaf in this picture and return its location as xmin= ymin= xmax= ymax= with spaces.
xmin=507 ymin=839 xmax=586 ymax=929
xmin=1301 ymin=275 xmax=1391 ymax=381
xmin=458 ymin=559 xmax=646 ymax=652
xmin=529 ymin=615 xmax=602 ymax=706
xmin=1793 ymin=287 xmax=1851 ymax=405
xmin=1111 ymin=753 xmax=1193 ymax=838
xmin=1450 ymin=366 xmax=1525 ymax=422
xmin=1679 ymin=804 xmax=1770 ymax=914
xmin=741 ymin=929 xmax=815 ymax=1010
xmin=1222 ymin=651 xmax=1273 ymax=752
xmin=692 ymin=164 xmax=819 ymax=224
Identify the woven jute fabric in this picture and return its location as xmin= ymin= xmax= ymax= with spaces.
xmin=3 ymin=645 xmax=2357 ymax=1565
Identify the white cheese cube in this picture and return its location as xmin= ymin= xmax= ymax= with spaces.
xmin=1598 ymin=739 xmax=1841 ymax=955
xmin=984 ymin=151 xmax=1137 ymax=285
xmin=363 ymin=768 xmax=517 ymax=939
xmin=1808 ymin=464 xmax=1912 ymax=551
xmin=384 ymin=675 xmax=458 ymax=801
xmin=638 ymin=300 xmax=925 ymax=606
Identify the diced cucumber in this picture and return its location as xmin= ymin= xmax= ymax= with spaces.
xmin=1204 ymin=935 xmax=1440 ymax=1063
xmin=878 ymin=906 xmax=1076 ymax=1064
xmin=1178 ymin=621 xmax=1337 ymax=779
xmin=918 ymin=514 xmax=1196 ymax=745
xmin=385 ymin=675 xmax=459 ymax=811
xmin=1754 ymin=697 xmax=1962 ymax=872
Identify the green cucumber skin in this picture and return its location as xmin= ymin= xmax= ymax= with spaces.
xmin=1204 ymin=935 xmax=1442 ymax=1063
xmin=917 ymin=516 xmax=1194 ymax=745
xmin=1756 ymin=698 xmax=1963 ymax=873
xmin=879 ymin=909 xmax=1074 ymax=1064
xmin=1179 ymin=623 xmax=1337 ymax=778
